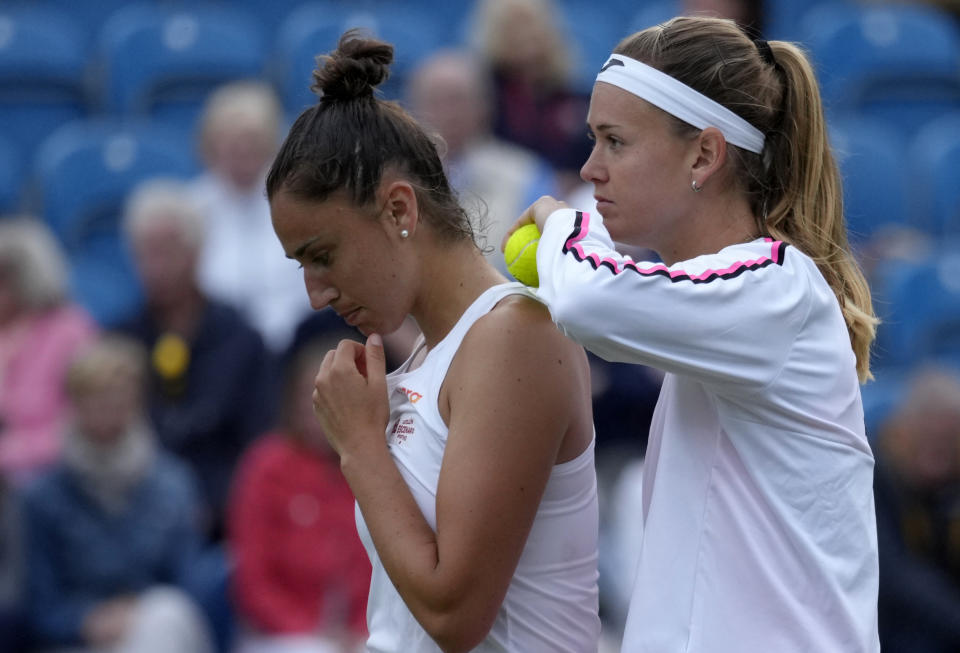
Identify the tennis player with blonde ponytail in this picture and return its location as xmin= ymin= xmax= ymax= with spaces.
xmin=505 ymin=16 xmax=881 ymax=653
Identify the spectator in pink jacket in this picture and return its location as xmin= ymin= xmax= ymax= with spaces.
xmin=0 ymin=217 xmax=97 ymax=485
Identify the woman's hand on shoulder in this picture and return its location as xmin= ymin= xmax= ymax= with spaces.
xmin=500 ymin=195 xmax=570 ymax=252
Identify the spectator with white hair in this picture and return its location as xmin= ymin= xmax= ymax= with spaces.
xmin=189 ymin=81 xmax=312 ymax=353
xmin=117 ymin=178 xmax=276 ymax=543
xmin=406 ymin=49 xmax=558 ymax=273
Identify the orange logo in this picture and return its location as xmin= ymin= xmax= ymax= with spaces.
xmin=397 ymin=385 xmax=422 ymax=403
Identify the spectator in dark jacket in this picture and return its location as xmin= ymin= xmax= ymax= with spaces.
xmin=21 ymin=334 xmax=215 ymax=652
xmin=0 ymin=472 xmax=25 ymax=652
xmin=118 ymin=178 xmax=277 ymax=542
xmin=874 ymin=365 xmax=960 ymax=652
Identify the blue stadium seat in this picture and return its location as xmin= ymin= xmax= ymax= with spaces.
xmin=829 ymin=116 xmax=910 ymax=246
xmin=274 ymin=2 xmax=446 ymax=113
xmin=227 ymin=0 xmax=312 ymax=40
xmin=0 ymin=5 xmax=90 ymax=162
xmin=235 ymin=0 xmax=468 ymax=48
xmin=628 ymin=0 xmax=680 ymax=33
xmin=33 ymin=119 xmax=198 ymax=326
xmin=766 ymin=0 xmax=838 ymax=41
xmin=35 ymin=0 xmax=131 ymax=41
xmin=95 ymin=3 xmax=268 ymax=131
xmin=374 ymin=0 xmax=474 ymax=39
xmin=355 ymin=5 xmax=449 ymax=88
xmin=558 ymin=0 xmax=646 ymax=18
xmin=0 ymin=133 xmax=25 ymax=214
xmin=907 ymin=111 xmax=960 ymax=237
xmin=870 ymin=246 xmax=960 ymax=369
xmin=556 ymin=1 xmax=625 ymax=92
xmin=802 ymin=3 xmax=960 ymax=137
xmin=860 ymin=368 xmax=908 ymax=443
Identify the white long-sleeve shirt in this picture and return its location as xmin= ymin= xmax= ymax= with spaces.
xmin=536 ymin=208 xmax=880 ymax=653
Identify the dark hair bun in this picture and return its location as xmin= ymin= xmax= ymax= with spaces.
xmin=312 ymin=29 xmax=393 ymax=101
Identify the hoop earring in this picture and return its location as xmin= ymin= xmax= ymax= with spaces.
xmin=691 ymin=180 xmax=702 ymax=193
xmin=400 ymin=229 xmax=409 ymax=239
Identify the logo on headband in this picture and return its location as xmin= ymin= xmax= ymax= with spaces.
xmin=599 ymin=58 xmax=625 ymax=73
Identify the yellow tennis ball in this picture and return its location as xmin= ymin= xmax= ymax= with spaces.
xmin=504 ymin=223 xmax=541 ymax=287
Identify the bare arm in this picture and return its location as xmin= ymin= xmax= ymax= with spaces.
xmin=312 ymin=299 xmax=590 ymax=652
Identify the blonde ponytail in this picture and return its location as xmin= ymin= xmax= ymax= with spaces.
xmin=763 ymin=41 xmax=878 ymax=382
xmin=615 ymin=17 xmax=878 ymax=382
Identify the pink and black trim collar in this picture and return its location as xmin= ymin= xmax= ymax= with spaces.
xmin=562 ymin=211 xmax=788 ymax=283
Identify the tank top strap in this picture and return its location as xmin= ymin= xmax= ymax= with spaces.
xmin=416 ymin=281 xmax=537 ymax=401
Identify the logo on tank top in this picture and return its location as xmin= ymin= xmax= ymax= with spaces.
xmin=397 ymin=385 xmax=422 ymax=403
xmin=389 ymin=417 xmax=415 ymax=446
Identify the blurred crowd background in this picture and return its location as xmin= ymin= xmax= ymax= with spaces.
xmin=1 ymin=0 xmax=960 ymax=651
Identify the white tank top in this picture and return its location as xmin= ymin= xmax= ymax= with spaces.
xmin=356 ymin=282 xmax=600 ymax=653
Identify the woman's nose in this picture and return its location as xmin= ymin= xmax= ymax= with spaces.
xmin=304 ymin=273 xmax=338 ymax=310
xmin=580 ymin=149 xmax=604 ymax=184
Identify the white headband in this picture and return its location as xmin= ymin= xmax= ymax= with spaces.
xmin=596 ymin=54 xmax=765 ymax=154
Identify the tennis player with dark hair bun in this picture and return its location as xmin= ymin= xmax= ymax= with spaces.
xmin=267 ymin=31 xmax=601 ymax=653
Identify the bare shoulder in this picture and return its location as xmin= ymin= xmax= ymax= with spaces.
xmin=444 ymin=293 xmax=591 ymax=418
xmin=444 ymin=293 xmax=592 ymax=462
xmin=483 ymin=293 xmax=572 ymax=344
xmin=469 ymin=293 xmax=586 ymax=369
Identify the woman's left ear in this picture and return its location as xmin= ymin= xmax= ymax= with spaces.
xmin=383 ymin=180 xmax=419 ymax=238
xmin=690 ymin=127 xmax=727 ymax=187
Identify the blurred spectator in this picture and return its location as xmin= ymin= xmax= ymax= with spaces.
xmin=468 ymin=0 xmax=593 ymax=194
xmin=562 ymin=184 xmax=663 ymax=451
xmin=190 ymin=80 xmax=312 ymax=353
xmin=866 ymin=0 xmax=960 ymax=24
xmin=874 ymin=366 xmax=960 ymax=652
xmin=286 ymin=307 xmax=419 ymax=377
xmin=856 ymin=225 xmax=933 ymax=300
xmin=589 ymin=357 xmax=662 ymax=455
xmin=118 ymin=179 xmax=276 ymax=542
xmin=588 ymin=359 xmax=660 ymax=649
xmin=684 ymin=0 xmax=764 ymax=34
xmin=0 ymin=217 xmax=97 ymax=486
xmin=598 ymin=455 xmax=645 ymax=647
xmin=0 ymin=473 xmax=25 ymax=653
xmin=21 ymin=334 xmax=215 ymax=653
xmin=406 ymin=49 xmax=558 ymax=271
xmin=283 ymin=309 xmax=361 ymax=374
xmin=922 ymin=0 xmax=960 ymax=22
xmin=229 ymin=331 xmax=370 ymax=653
